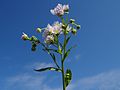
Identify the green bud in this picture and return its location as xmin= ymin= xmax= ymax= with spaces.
xmin=36 ymin=28 xmax=41 ymax=33
xmin=72 ymin=28 xmax=77 ymax=35
xmin=31 ymin=36 xmax=38 ymax=41
xmin=76 ymin=25 xmax=81 ymax=29
xmin=31 ymin=42 xmax=37 ymax=51
xmin=62 ymin=24 xmax=67 ymax=29
xmin=70 ymin=19 xmax=75 ymax=23
xmin=31 ymin=46 xmax=36 ymax=51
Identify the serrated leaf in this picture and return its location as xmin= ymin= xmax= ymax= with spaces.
xmin=65 ymin=69 xmax=72 ymax=87
xmin=34 ymin=67 xmax=61 ymax=72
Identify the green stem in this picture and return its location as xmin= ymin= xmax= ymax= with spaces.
xmin=61 ymin=30 xmax=67 ymax=90
xmin=61 ymin=61 xmax=66 ymax=90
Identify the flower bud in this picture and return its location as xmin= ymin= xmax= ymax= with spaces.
xmin=70 ymin=19 xmax=75 ymax=23
xmin=31 ymin=36 xmax=38 ymax=42
xmin=72 ymin=28 xmax=77 ymax=35
xmin=21 ymin=32 xmax=29 ymax=41
xmin=36 ymin=28 xmax=41 ymax=33
xmin=76 ymin=25 xmax=81 ymax=29
xmin=62 ymin=24 xmax=66 ymax=29
xmin=31 ymin=46 xmax=36 ymax=51
xmin=31 ymin=42 xmax=37 ymax=51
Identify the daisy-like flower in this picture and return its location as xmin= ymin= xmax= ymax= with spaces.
xmin=43 ymin=21 xmax=63 ymax=37
xmin=50 ymin=4 xmax=65 ymax=16
xmin=63 ymin=4 xmax=69 ymax=12
xmin=43 ymin=24 xmax=54 ymax=37
xmin=45 ymin=35 xmax=54 ymax=44
xmin=52 ymin=21 xmax=63 ymax=34
xmin=21 ymin=32 xmax=29 ymax=40
xmin=66 ymin=25 xmax=72 ymax=32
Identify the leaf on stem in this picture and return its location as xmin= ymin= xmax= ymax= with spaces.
xmin=63 ymin=36 xmax=71 ymax=50
xmin=65 ymin=69 xmax=72 ymax=87
xmin=34 ymin=67 xmax=61 ymax=72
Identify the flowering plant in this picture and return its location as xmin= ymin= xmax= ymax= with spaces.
xmin=21 ymin=3 xmax=80 ymax=90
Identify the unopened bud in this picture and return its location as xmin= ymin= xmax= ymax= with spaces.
xmin=72 ymin=28 xmax=77 ymax=35
xmin=62 ymin=24 xmax=66 ymax=29
xmin=21 ymin=32 xmax=29 ymax=41
xmin=36 ymin=28 xmax=41 ymax=33
xmin=70 ymin=19 xmax=75 ymax=23
xmin=31 ymin=36 xmax=38 ymax=42
xmin=76 ymin=25 xmax=81 ymax=29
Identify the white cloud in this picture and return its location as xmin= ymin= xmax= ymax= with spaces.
xmin=25 ymin=62 xmax=54 ymax=70
xmin=4 ymin=61 xmax=120 ymax=90
xmin=68 ymin=69 xmax=120 ymax=90
xmin=5 ymin=73 xmax=61 ymax=90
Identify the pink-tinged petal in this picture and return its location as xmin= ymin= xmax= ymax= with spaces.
xmin=50 ymin=9 xmax=55 ymax=15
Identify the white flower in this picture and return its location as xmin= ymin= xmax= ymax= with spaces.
xmin=21 ymin=32 xmax=29 ymax=40
xmin=63 ymin=4 xmax=69 ymax=12
xmin=66 ymin=25 xmax=72 ymax=32
xmin=50 ymin=4 xmax=69 ymax=16
xmin=52 ymin=21 xmax=63 ymax=34
xmin=43 ymin=21 xmax=63 ymax=37
xmin=50 ymin=4 xmax=64 ymax=16
xmin=45 ymin=35 xmax=54 ymax=44
xmin=43 ymin=24 xmax=54 ymax=37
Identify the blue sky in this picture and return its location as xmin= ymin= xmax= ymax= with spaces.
xmin=0 ymin=0 xmax=120 ymax=90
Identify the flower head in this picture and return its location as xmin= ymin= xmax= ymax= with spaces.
xmin=52 ymin=21 xmax=63 ymax=34
xmin=63 ymin=5 xmax=69 ymax=12
xmin=50 ymin=4 xmax=64 ymax=16
xmin=43 ymin=24 xmax=54 ymax=37
xmin=45 ymin=35 xmax=54 ymax=44
xmin=21 ymin=32 xmax=29 ymax=40
xmin=66 ymin=25 xmax=72 ymax=32
xmin=43 ymin=21 xmax=63 ymax=37
xmin=50 ymin=4 xmax=69 ymax=16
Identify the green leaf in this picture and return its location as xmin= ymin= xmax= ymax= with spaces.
xmin=54 ymin=35 xmax=58 ymax=45
xmin=62 ymin=46 xmax=72 ymax=62
xmin=63 ymin=36 xmax=71 ymax=50
xmin=65 ymin=69 xmax=72 ymax=87
xmin=62 ymin=45 xmax=77 ymax=62
xmin=34 ymin=67 xmax=61 ymax=72
xmin=66 ymin=36 xmax=71 ymax=45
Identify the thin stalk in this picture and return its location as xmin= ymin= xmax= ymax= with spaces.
xmin=61 ymin=61 xmax=66 ymax=90
xmin=61 ymin=31 xmax=67 ymax=90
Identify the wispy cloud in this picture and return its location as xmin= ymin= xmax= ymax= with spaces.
xmin=25 ymin=62 xmax=54 ymax=70
xmin=4 ymin=61 xmax=120 ymax=90
xmin=5 ymin=73 xmax=61 ymax=90
xmin=68 ymin=69 xmax=120 ymax=90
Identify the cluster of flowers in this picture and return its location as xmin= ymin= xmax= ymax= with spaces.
xmin=21 ymin=3 xmax=80 ymax=50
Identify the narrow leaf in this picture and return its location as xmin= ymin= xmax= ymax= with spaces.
xmin=63 ymin=45 xmax=77 ymax=62
xmin=63 ymin=36 xmax=71 ymax=51
xmin=66 ymin=36 xmax=71 ymax=45
xmin=34 ymin=67 xmax=61 ymax=72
